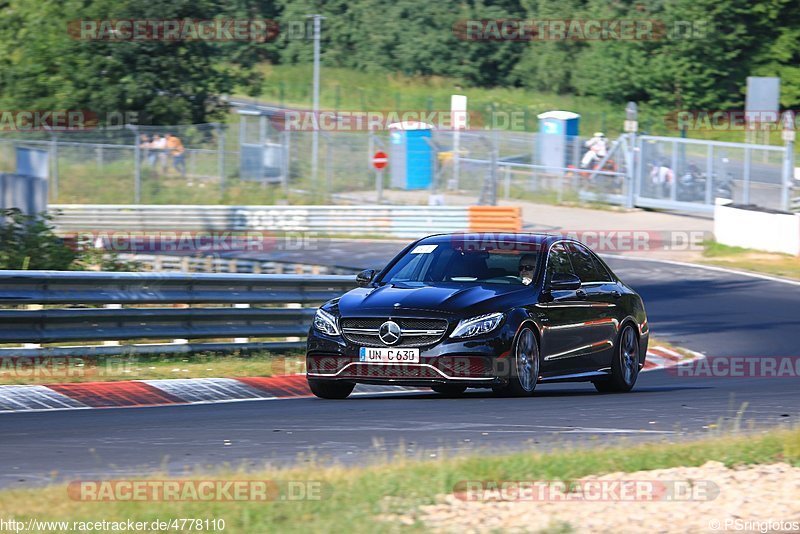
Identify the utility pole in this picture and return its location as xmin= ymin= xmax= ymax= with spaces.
xmin=307 ymin=14 xmax=325 ymax=196
xmin=781 ymin=111 xmax=795 ymax=211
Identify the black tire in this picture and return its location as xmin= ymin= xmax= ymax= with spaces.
xmin=493 ymin=326 xmax=539 ymax=397
xmin=431 ymin=384 xmax=467 ymax=397
xmin=308 ymin=378 xmax=355 ymax=399
xmin=593 ymin=323 xmax=640 ymax=393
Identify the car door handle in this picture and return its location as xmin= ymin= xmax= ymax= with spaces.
xmin=611 ymin=290 xmax=621 ymax=298
xmin=575 ymin=289 xmax=587 ymax=299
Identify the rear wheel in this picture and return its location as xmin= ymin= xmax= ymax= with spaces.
xmin=593 ymin=324 xmax=640 ymax=393
xmin=431 ymin=384 xmax=467 ymax=397
xmin=308 ymin=378 xmax=355 ymax=399
xmin=493 ymin=327 xmax=539 ymax=397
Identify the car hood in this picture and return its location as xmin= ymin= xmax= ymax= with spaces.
xmin=336 ymin=282 xmax=530 ymax=317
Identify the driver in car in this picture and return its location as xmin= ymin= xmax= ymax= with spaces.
xmin=518 ymin=253 xmax=538 ymax=285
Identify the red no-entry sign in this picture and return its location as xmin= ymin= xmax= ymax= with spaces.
xmin=372 ymin=151 xmax=388 ymax=170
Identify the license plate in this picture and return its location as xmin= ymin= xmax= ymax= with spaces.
xmin=359 ymin=347 xmax=420 ymax=363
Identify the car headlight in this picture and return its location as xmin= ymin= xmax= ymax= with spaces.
xmin=313 ymin=308 xmax=340 ymax=336
xmin=450 ymin=312 xmax=504 ymax=339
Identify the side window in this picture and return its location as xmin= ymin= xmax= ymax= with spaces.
xmin=568 ymin=243 xmax=612 ymax=283
xmin=590 ymin=253 xmax=615 ymax=282
xmin=546 ymin=243 xmax=574 ymax=282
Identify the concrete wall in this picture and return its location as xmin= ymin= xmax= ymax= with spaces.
xmin=714 ymin=199 xmax=800 ymax=256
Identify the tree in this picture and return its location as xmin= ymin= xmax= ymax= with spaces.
xmin=0 ymin=0 xmax=266 ymax=125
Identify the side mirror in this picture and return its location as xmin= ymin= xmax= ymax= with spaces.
xmin=548 ymin=272 xmax=582 ymax=291
xmin=356 ymin=269 xmax=377 ymax=288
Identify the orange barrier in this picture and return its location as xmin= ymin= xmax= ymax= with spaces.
xmin=468 ymin=206 xmax=523 ymax=232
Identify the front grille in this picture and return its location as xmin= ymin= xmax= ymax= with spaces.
xmin=343 ymin=363 xmax=441 ymax=379
xmin=340 ymin=318 xmax=447 ymax=331
xmin=340 ymin=317 xmax=449 ymax=347
xmin=307 ymin=354 xmax=494 ymax=379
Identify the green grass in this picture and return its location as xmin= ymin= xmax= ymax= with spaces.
xmin=0 ymin=427 xmax=798 ymax=533
xmin=254 ymin=64 xmax=624 ymax=136
xmin=253 ymin=64 xmax=799 ymax=150
xmin=701 ymin=240 xmax=800 ymax=280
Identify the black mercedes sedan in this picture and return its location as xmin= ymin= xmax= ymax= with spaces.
xmin=306 ymin=233 xmax=649 ymax=398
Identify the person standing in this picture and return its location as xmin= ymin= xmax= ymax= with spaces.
xmin=139 ymin=134 xmax=152 ymax=165
xmin=166 ymin=133 xmax=186 ymax=177
xmin=150 ymin=133 xmax=168 ymax=172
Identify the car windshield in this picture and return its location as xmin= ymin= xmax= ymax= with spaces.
xmin=380 ymin=239 xmax=542 ymax=285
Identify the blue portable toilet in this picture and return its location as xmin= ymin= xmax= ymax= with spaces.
xmin=388 ymin=121 xmax=434 ymax=190
xmin=537 ymin=111 xmax=580 ymax=171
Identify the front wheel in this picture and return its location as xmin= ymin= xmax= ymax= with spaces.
xmin=493 ymin=327 xmax=539 ymax=397
xmin=308 ymin=378 xmax=355 ymax=399
xmin=593 ymin=324 xmax=640 ymax=393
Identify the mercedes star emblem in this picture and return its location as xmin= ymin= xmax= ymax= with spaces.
xmin=378 ymin=320 xmax=402 ymax=345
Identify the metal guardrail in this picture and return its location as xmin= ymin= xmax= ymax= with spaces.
xmin=0 ymin=271 xmax=355 ymax=357
xmin=49 ymin=204 xmax=523 ymax=237
xmin=119 ymin=254 xmax=359 ymax=275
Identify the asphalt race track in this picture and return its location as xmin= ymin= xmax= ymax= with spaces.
xmin=1 ymin=243 xmax=798 ymax=488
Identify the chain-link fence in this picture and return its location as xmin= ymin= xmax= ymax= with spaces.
xmin=635 ymin=136 xmax=789 ymax=211
xmin=0 ymin=120 xmax=793 ymax=212
xmin=0 ymin=123 xmax=240 ymax=205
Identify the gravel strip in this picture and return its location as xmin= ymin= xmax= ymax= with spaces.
xmin=393 ymin=461 xmax=800 ymax=533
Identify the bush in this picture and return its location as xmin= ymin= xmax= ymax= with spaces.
xmin=0 ymin=209 xmax=140 ymax=271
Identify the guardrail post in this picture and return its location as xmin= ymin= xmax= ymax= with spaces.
xmin=103 ymin=304 xmax=122 ymax=346
xmin=285 ymin=302 xmax=302 ymax=343
xmin=233 ymin=303 xmax=250 ymax=344
xmin=23 ymin=304 xmax=43 ymax=349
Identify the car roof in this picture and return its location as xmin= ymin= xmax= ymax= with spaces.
xmin=419 ymin=232 xmax=562 ymax=246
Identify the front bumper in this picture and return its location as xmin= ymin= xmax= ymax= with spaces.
xmin=306 ymin=324 xmax=516 ymax=387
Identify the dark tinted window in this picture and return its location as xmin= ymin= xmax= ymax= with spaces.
xmin=380 ymin=238 xmax=542 ymax=285
xmin=568 ymin=243 xmax=612 ymax=283
xmin=546 ymin=243 xmax=574 ymax=282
